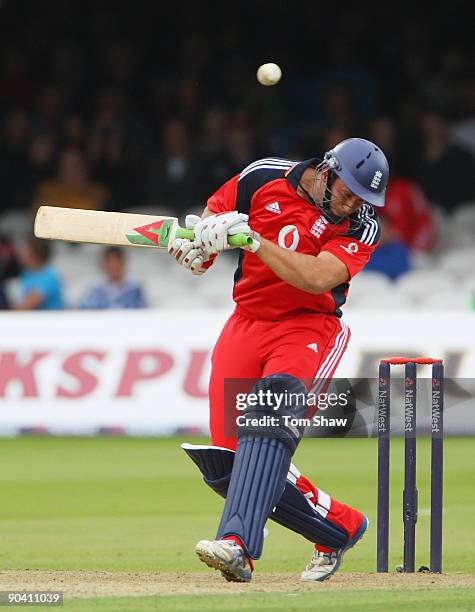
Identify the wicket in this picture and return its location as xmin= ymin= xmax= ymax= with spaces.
xmin=377 ymin=357 xmax=444 ymax=573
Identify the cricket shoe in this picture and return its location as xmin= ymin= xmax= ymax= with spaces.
xmin=195 ymin=539 xmax=253 ymax=583
xmin=300 ymin=515 xmax=368 ymax=582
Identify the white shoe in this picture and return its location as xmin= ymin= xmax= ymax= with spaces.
xmin=300 ymin=516 xmax=368 ymax=582
xmin=300 ymin=549 xmax=339 ymax=581
xmin=195 ymin=539 xmax=253 ymax=583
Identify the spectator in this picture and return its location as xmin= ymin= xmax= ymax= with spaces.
xmin=197 ymin=107 xmax=229 ymax=190
xmin=223 ymin=114 xmax=258 ymax=178
xmin=104 ymin=43 xmax=137 ymax=94
xmin=15 ymin=237 xmax=64 ymax=310
xmin=322 ymin=127 xmax=351 ymax=153
xmin=33 ymin=147 xmax=109 ymax=212
xmin=87 ymin=86 xmax=148 ymax=209
xmin=175 ymin=76 xmax=203 ymax=131
xmin=322 ymin=84 xmax=359 ymax=133
xmin=32 ymin=85 xmax=64 ymax=140
xmin=370 ymin=117 xmax=436 ymax=253
xmin=52 ymin=42 xmax=84 ymax=109
xmin=61 ymin=114 xmax=87 ymax=149
xmin=418 ymin=48 xmax=469 ymax=119
xmin=0 ymin=50 xmax=34 ymax=110
xmin=452 ymin=117 xmax=475 ymax=157
xmin=28 ymin=134 xmax=57 ymax=186
xmin=0 ymin=109 xmax=32 ymax=212
xmin=0 ymin=235 xmax=21 ymax=309
xmin=145 ymin=117 xmax=201 ymax=214
xmin=365 ymin=214 xmax=411 ymax=281
xmin=78 ymin=247 xmax=146 ymax=309
xmin=419 ymin=111 xmax=475 ymax=212
xmin=384 ymin=178 xmax=436 ymax=253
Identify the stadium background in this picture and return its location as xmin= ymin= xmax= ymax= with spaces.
xmin=0 ymin=0 xmax=474 ymax=434
xmin=0 ymin=3 xmax=474 ymax=609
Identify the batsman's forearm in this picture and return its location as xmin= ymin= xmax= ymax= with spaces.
xmin=253 ymin=237 xmax=323 ymax=294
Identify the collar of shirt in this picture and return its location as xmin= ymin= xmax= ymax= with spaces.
xmin=284 ymin=157 xmax=320 ymax=192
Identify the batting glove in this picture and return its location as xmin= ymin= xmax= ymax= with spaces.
xmin=168 ymin=214 xmax=210 ymax=274
xmin=193 ymin=211 xmax=251 ymax=254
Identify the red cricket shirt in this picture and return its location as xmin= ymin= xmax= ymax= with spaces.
xmin=207 ymin=157 xmax=381 ymax=320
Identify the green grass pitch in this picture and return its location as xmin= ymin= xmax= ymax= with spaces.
xmin=0 ymin=436 xmax=474 ymax=610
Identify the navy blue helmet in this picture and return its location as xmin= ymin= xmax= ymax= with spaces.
xmin=323 ymin=138 xmax=389 ymax=207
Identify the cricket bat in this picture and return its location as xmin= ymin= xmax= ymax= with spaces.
xmin=34 ymin=206 xmax=252 ymax=249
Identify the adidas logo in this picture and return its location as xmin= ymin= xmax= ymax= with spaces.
xmin=306 ymin=342 xmax=318 ymax=354
xmin=265 ymin=202 xmax=281 ymax=214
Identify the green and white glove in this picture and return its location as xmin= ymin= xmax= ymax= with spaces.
xmin=193 ymin=211 xmax=256 ymax=253
xmin=168 ymin=214 xmax=209 ymax=274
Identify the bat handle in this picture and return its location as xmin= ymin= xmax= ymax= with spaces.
xmin=175 ymin=229 xmax=253 ymax=248
xmin=228 ymin=234 xmax=254 ymax=247
xmin=175 ymin=229 xmax=195 ymax=240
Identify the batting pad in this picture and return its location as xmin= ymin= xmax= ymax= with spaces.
xmin=182 ymin=443 xmax=348 ymax=551
xmin=215 ymin=435 xmax=291 ymax=559
xmin=181 ymin=443 xmax=234 ymax=497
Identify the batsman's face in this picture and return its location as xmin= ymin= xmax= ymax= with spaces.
xmin=328 ymin=177 xmax=365 ymax=217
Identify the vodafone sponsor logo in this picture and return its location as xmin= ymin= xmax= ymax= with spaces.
xmin=340 ymin=242 xmax=359 ymax=255
xmin=278 ymin=225 xmax=300 ymax=250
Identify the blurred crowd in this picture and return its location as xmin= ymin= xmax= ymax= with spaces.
xmin=0 ymin=2 xmax=474 ymax=310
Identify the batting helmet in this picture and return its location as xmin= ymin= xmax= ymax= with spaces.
xmin=323 ymin=138 xmax=389 ymax=207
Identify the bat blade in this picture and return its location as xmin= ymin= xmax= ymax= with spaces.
xmin=34 ymin=207 xmax=179 ymax=249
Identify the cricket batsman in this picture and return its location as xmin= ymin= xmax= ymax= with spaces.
xmin=168 ymin=138 xmax=389 ymax=582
